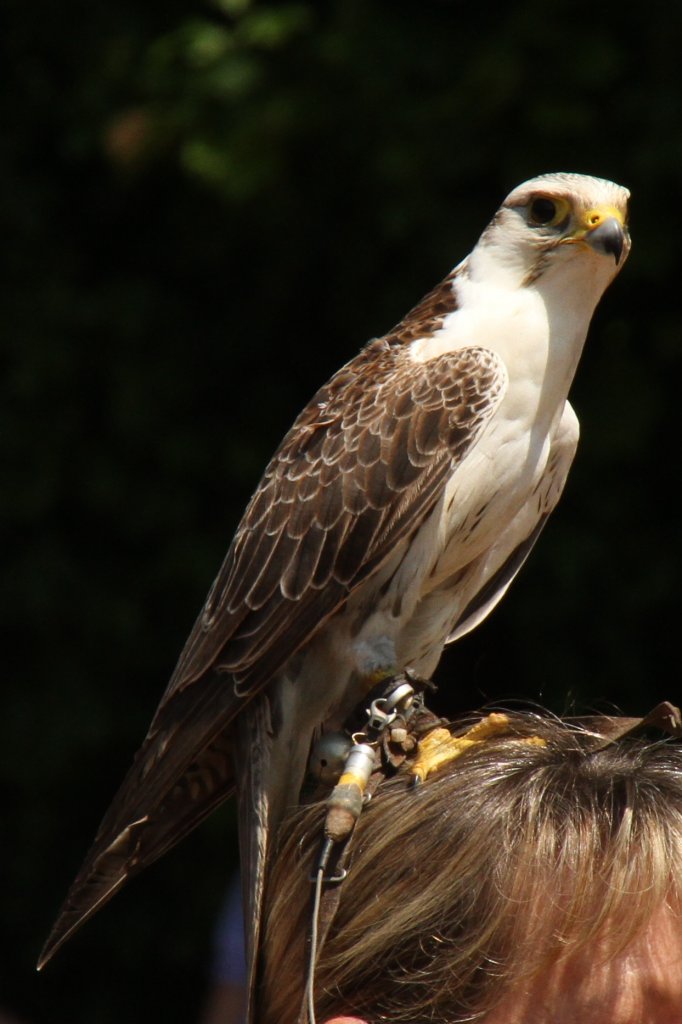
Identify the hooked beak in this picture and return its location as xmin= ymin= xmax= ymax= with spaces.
xmin=563 ymin=205 xmax=629 ymax=265
xmin=586 ymin=216 xmax=627 ymax=264
xmin=573 ymin=204 xmax=626 ymax=264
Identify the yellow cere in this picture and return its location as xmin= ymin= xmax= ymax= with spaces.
xmin=580 ymin=205 xmax=626 ymax=229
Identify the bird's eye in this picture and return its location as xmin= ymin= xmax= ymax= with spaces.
xmin=529 ymin=197 xmax=558 ymax=225
xmin=526 ymin=195 xmax=571 ymax=228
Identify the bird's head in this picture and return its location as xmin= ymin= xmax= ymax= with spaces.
xmin=470 ymin=172 xmax=631 ymax=294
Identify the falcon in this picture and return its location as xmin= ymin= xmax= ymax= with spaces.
xmin=39 ymin=173 xmax=630 ymax=999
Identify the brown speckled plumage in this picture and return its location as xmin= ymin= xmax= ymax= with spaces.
xmin=385 ymin=269 xmax=459 ymax=346
xmin=39 ymin=331 xmax=506 ymax=970
xmin=39 ymin=175 xmax=631 ymax=1020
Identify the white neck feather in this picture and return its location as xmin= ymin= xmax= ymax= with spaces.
xmin=409 ymin=243 xmax=617 ymax=431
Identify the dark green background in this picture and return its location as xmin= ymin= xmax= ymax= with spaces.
xmin=4 ymin=1 xmax=682 ymax=1020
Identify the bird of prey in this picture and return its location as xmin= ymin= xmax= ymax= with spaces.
xmin=39 ymin=172 xmax=630 ymax=1006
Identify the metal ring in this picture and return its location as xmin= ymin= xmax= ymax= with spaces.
xmin=383 ymin=680 xmax=416 ymax=713
xmin=366 ymin=697 xmax=397 ymax=731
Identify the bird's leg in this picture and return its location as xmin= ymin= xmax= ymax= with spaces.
xmin=339 ymin=667 xmax=438 ymax=741
xmin=303 ymin=669 xmax=444 ymax=1023
xmin=410 ymin=713 xmax=547 ymax=783
xmin=311 ymin=670 xmax=439 ymax=851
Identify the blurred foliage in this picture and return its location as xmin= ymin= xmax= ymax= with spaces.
xmin=3 ymin=0 xmax=682 ymax=1020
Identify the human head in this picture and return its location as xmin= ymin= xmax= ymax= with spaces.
xmin=261 ymin=712 xmax=682 ymax=1022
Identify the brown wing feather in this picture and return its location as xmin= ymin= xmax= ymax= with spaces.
xmin=37 ymin=674 xmax=236 ymax=967
xmin=38 ymin=337 xmax=507 ymax=968
xmin=166 ymin=340 xmax=506 ymax=699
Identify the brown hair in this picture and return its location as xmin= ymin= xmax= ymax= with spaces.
xmin=260 ymin=713 xmax=682 ymax=1023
